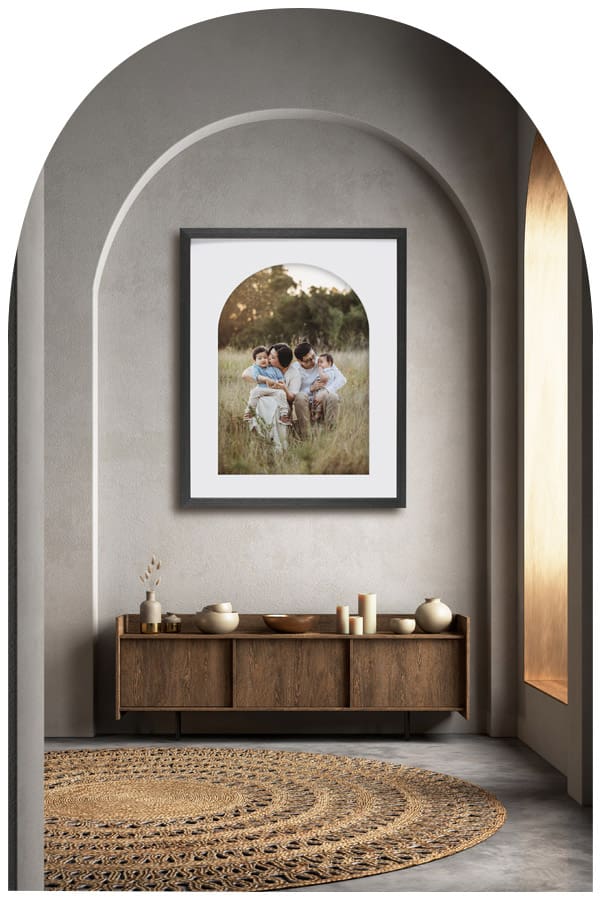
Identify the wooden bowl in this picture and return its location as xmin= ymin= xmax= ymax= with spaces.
xmin=263 ymin=614 xmax=320 ymax=634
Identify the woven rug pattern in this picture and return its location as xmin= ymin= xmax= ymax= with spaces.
xmin=45 ymin=746 xmax=505 ymax=891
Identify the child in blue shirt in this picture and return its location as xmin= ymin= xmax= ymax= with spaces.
xmin=243 ymin=346 xmax=288 ymax=420
xmin=250 ymin=347 xmax=284 ymax=384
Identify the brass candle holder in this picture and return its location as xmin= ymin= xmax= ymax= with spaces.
xmin=164 ymin=612 xmax=182 ymax=633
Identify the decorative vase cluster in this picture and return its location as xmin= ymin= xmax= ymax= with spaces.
xmin=137 ymin=561 xmax=453 ymax=638
xmin=335 ymin=592 xmax=453 ymax=635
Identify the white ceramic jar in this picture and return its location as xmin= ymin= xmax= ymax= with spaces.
xmin=415 ymin=597 xmax=452 ymax=633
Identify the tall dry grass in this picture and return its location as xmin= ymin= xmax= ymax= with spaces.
xmin=218 ymin=348 xmax=369 ymax=475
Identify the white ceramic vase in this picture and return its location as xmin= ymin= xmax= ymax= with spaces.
xmin=140 ymin=590 xmax=162 ymax=633
xmin=415 ymin=597 xmax=452 ymax=633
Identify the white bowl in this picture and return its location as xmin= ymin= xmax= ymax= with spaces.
xmin=390 ymin=616 xmax=416 ymax=634
xmin=203 ymin=602 xmax=233 ymax=613
xmin=195 ymin=610 xmax=239 ymax=633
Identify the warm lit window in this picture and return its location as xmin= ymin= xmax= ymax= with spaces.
xmin=523 ymin=133 xmax=568 ymax=704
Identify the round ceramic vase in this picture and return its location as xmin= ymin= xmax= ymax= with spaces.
xmin=415 ymin=597 xmax=452 ymax=633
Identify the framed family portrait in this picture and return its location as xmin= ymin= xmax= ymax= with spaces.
xmin=180 ymin=228 xmax=406 ymax=507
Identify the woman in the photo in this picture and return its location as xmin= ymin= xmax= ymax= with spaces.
xmin=241 ymin=343 xmax=301 ymax=451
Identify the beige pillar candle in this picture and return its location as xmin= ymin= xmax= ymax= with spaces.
xmin=349 ymin=615 xmax=364 ymax=635
xmin=336 ymin=605 xmax=350 ymax=634
xmin=358 ymin=592 xmax=377 ymax=634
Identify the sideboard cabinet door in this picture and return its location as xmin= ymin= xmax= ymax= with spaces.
xmin=120 ymin=640 xmax=231 ymax=708
xmin=351 ymin=639 xmax=465 ymax=709
xmin=235 ymin=640 xmax=348 ymax=708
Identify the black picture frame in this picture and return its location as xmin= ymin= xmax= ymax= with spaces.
xmin=180 ymin=227 xmax=406 ymax=508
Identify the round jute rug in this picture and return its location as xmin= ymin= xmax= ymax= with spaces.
xmin=45 ymin=746 xmax=506 ymax=891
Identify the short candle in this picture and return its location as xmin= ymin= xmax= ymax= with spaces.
xmin=349 ymin=615 xmax=364 ymax=635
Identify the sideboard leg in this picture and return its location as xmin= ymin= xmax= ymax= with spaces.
xmin=404 ymin=711 xmax=411 ymax=739
xmin=175 ymin=711 xmax=182 ymax=740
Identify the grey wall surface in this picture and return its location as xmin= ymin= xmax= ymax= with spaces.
xmin=97 ymin=119 xmax=485 ymax=733
xmin=16 ymin=175 xmax=45 ymax=888
xmin=42 ymin=10 xmax=519 ymax=737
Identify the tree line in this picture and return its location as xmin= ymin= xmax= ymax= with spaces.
xmin=218 ymin=265 xmax=369 ymax=350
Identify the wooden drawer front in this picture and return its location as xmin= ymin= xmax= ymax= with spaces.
xmin=235 ymin=640 xmax=348 ymax=708
xmin=352 ymin=640 xmax=464 ymax=709
xmin=120 ymin=640 xmax=231 ymax=708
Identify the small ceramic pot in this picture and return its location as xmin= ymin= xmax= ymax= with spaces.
xmin=203 ymin=602 xmax=233 ymax=613
xmin=390 ymin=616 xmax=416 ymax=634
xmin=415 ymin=597 xmax=453 ymax=633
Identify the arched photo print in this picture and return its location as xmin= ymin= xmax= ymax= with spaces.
xmin=180 ymin=229 xmax=406 ymax=507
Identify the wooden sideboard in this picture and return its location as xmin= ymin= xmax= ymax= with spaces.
xmin=116 ymin=614 xmax=469 ymax=733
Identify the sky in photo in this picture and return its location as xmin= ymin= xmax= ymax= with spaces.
xmin=284 ymin=264 xmax=351 ymax=293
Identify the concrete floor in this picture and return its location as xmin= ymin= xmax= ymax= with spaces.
xmin=45 ymin=734 xmax=592 ymax=892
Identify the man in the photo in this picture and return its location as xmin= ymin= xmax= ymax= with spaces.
xmin=293 ymin=341 xmax=344 ymax=436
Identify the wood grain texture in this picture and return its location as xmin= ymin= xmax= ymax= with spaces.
xmin=119 ymin=639 xmax=231 ymax=708
xmin=525 ymin=679 xmax=568 ymax=704
xmin=351 ymin=639 xmax=465 ymax=710
xmin=235 ymin=640 xmax=348 ymax=708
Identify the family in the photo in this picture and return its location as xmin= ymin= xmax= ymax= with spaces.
xmin=241 ymin=341 xmax=346 ymax=450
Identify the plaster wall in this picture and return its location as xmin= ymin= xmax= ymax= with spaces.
xmin=42 ymin=10 xmax=518 ymax=737
xmin=16 ymin=175 xmax=45 ymax=888
xmin=97 ymin=119 xmax=485 ymax=734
